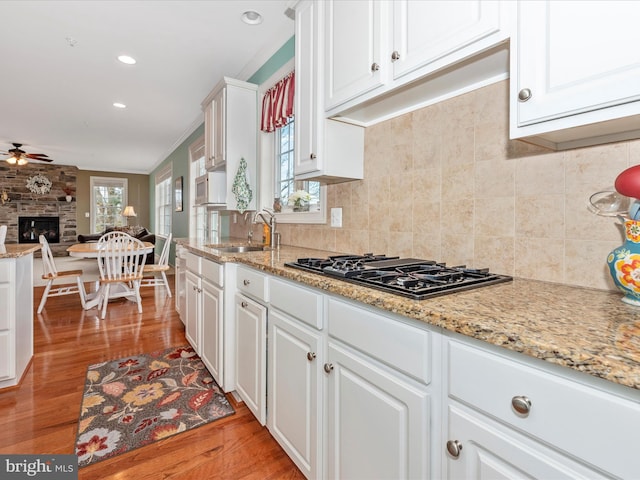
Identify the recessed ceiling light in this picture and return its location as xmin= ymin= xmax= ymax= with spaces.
xmin=241 ymin=10 xmax=263 ymax=25
xmin=113 ymin=102 xmax=126 ymax=109
xmin=117 ymin=55 xmax=136 ymax=65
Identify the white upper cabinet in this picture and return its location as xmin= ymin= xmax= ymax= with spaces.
xmin=295 ymin=0 xmax=365 ymax=184
xmin=510 ymin=0 xmax=640 ymax=149
xmin=324 ymin=0 xmax=509 ymax=118
xmin=391 ymin=0 xmax=502 ymax=80
xmin=200 ymin=77 xmax=257 ymax=210
xmin=324 ymin=0 xmax=387 ymax=110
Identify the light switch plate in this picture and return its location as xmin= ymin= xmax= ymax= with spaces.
xmin=330 ymin=208 xmax=342 ymax=228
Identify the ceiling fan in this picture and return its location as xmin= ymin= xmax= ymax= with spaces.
xmin=1 ymin=143 xmax=53 ymax=165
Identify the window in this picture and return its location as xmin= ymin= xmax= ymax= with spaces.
xmin=155 ymin=164 xmax=172 ymax=237
xmin=276 ymin=118 xmax=320 ymax=213
xmin=90 ymin=176 xmax=128 ymax=233
xmin=189 ymin=136 xmax=218 ymax=242
xmin=259 ymin=60 xmax=325 ymax=224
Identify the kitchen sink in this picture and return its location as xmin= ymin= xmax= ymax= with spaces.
xmin=211 ymin=245 xmax=269 ymax=253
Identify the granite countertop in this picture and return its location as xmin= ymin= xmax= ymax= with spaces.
xmin=178 ymin=239 xmax=640 ymax=391
xmin=0 ymin=244 xmax=41 ymax=259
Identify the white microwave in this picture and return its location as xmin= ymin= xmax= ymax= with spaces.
xmin=195 ymin=172 xmax=225 ymax=205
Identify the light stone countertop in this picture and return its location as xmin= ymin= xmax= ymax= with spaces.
xmin=0 ymin=244 xmax=41 ymax=259
xmin=178 ymin=239 xmax=640 ymax=391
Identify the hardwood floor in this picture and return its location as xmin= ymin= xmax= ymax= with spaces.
xmin=0 ymin=277 xmax=305 ymax=480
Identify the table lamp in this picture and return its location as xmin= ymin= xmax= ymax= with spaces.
xmin=123 ymin=206 xmax=137 ymax=226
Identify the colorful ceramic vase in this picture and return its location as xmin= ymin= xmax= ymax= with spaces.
xmin=607 ymin=219 xmax=640 ymax=306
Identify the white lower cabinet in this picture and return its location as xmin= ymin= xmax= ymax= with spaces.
xmin=184 ymin=269 xmax=200 ymax=353
xmin=200 ymin=278 xmax=223 ymax=384
xmin=445 ymin=337 xmax=640 ymax=479
xmin=184 ymin=252 xmax=226 ymax=389
xmin=325 ymin=341 xmax=431 ymax=479
xmin=446 ymin=403 xmax=609 ymax=479
xmin=212 ymin=262 xmax=640 ymax=479
xmin=234 ymin=291 xmax=267 ymax=426
xmin=268 ymin=308 xmax=322 ymax=479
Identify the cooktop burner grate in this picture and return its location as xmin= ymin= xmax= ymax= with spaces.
xmin=285 ymin=254 xmax=511 ymax=300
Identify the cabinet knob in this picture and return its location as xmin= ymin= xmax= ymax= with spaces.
xmin=241 ymin=301 xmax=248 ymax=308
xmin=391 ymin=50 xmax=400 ymax=61
xmin=371 ymin=62 xmax=380 ymax=72
xmin=307 ymin=352 xmax=316 ymax=361
xmin=518 ymin=88 xmax=532 ymax=102
xmin=511 ymin=395 xmax=532 ymax=415
xmin=243 ymin=279 xmax=251 ymax=286
xmin=323 ymin=363 xmax=334 ymax=373
xmin=310 ymin=153 xmax=317 ymax=160
xmin=446 ymin=440 xmax=463 ymax=458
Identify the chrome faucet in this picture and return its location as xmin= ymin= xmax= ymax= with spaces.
xmin=253 ymin=208 xmax=278 ymax=248
xmin=244 ymin=211 xmax=254 ymax=243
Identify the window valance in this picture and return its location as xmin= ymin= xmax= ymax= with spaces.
xmin=260 ymin=71 xmax=295 ymax=132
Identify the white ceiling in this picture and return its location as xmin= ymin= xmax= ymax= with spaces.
xmin=0 ymin=0 xmax=294 ymax=174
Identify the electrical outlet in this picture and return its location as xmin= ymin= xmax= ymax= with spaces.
xmin=85 ymin=212 xmax=90 ymax=218
xmin=330 ymin=208 xmax=342 ymax=228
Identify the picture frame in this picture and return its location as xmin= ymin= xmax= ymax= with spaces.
xmin=175 ymin=176 xmax=183 ymax=212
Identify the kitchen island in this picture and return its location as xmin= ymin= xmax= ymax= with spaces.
xmin=178 ymin=239 xmax=640 ymax=391
xmin=0 ymin=244 xmax=39 ymax=390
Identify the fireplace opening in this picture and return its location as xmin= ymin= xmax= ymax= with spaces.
xmin=18 ymin=216 xmax=60 ymax=244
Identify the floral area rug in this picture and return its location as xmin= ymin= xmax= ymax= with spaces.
xmin=75 ymin=346 xmax=234 ymax=468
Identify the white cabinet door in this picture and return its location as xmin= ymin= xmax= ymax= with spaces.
xmin=185 ymin=270 xmax=200 ymax=352
xmin=295 ymin=0 xmax=321 ymax=176
xmin=324 ymin=0 xmax=386 ymax=110
xmin=445 ymin=404 xmax=610 ymax=480
xmin=268 ymin=308 xmax=322 ymax=479
xmin=511 ymin=1 xmax=640 ymax=147
xmin=325 ymin=342 xmax=430 ymax=479
xmin=295 ymin=0 xmax=365 ymax=183
xmin=200 ymin=279 xmax=223 ymax=387
xmin=234 ymin=293 xmax=266 ymax=425
xmin=212 ymin=87 xmax=226 ymax=168
xmin=203 ymin=101 xmax=214 ymax=170
xmin=392 ymin=0 xmax=501 ymax=80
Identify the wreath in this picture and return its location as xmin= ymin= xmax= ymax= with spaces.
xmin=26 ymin=173 xmax=52 ymax=195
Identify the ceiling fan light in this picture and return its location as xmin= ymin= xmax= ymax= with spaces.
xmin=17 ymin=157 xmax=28 ymax=166
xmin=6 ymin=156 xmax=17 ymax=164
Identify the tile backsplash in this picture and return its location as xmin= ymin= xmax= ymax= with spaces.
xmin=242 ymin=80 xmax=639 ymax=291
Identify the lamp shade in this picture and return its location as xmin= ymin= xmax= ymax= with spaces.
xmin=122 ymin=206 xmax=137 ymax=217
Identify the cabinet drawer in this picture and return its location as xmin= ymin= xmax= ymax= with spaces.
xmin=448 ymin=339 xmax=640 ymax=479
xmin=202 ymin=258 xmax=223 ymax=287
xmin=185 ymin=252 xmax=201 ymax=275
xmin=327 ymin=298 xmax=431 ymax=385
xmin=236 ymin=265 xmax=268 ymax=303
xmin=269 ymin=277 xmax=323 ymax=329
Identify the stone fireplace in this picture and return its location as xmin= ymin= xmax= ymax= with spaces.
xmin=0 ymin=163 xmax=78 ymax=255
xmin=18 ymin=216 xmax=60 ymax=244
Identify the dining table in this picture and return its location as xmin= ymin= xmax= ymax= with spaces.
xmin=66 ymin=241 xmax=155 ymax=310
xmin=67 ymin=241 xmax=154 ymax=258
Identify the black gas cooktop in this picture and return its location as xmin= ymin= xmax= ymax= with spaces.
xmin=285 ymin=253 xmax=512 ymax=300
